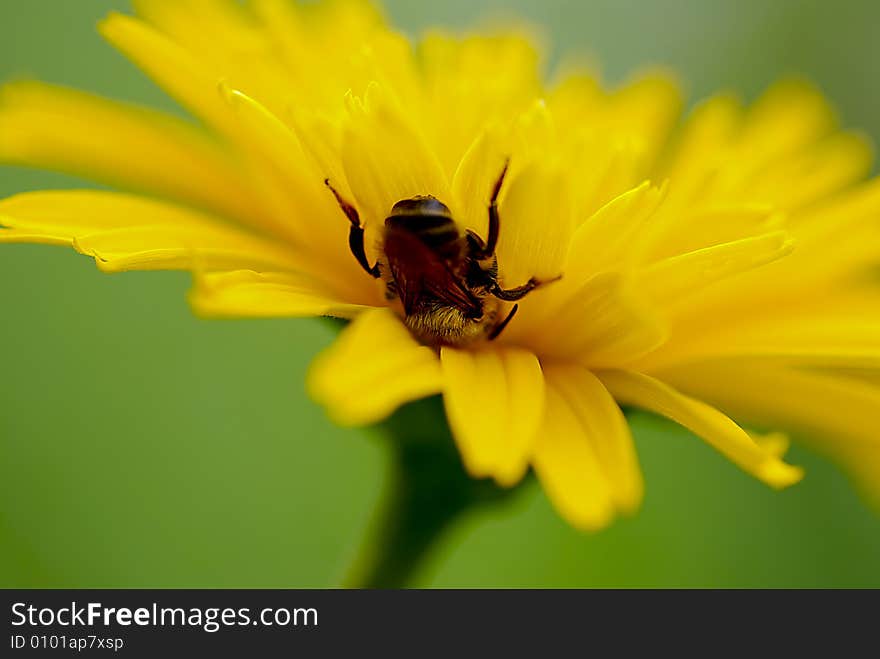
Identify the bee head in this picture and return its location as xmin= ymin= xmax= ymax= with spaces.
xmin=390 ymin=196 xmax=453 ymax=218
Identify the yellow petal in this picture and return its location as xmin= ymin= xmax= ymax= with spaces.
xmin=548 ymin=70 xmax=681 ymax=217
xmin=218 ymin=84 xmax=359 ymax=276
xmin=751 ymin=431 xmax=791 ymax=459
xmin=74 ymin=227 xmax=297 ymax=274
xmin=517 ymin=272 xmax=666 ymax=369
xmin=99 ymin=12 xmax=236 ymax=136
xmin=451 ymin=127 xmax=510 ymax=241
xmin=598 ymin=369 xmax=804 ymax=489
xmin=253 ymin=0 xmax=407 ymax=120
xmin=657 ymin=360 xmax=880 ymax=507
xmin=533 ymin=363 xmax=643 ymax=530
xmin=341 ymin=84 xmax=449 ymax=228
xmin=644 ymin=205 xmax=781 ymax=261
xmin=566 ymin=181 xmax=667 ymax=281
xmin=638 ymin=287 xmax=880 ymax=371
xmin=0 ymin=190 xmax=296 ymax=272
xmin=495 ymin=160 xmax=574 ymax=286
xmin=744 ymin=132 xmax=872 ymax=211
xmin=440 ymin=346 xmax=544 ymax=486
xmin=638 ymin=231 xmax=795 ymax=311
xmin=693 ymin=80 xmax=842 ymax=208
xmin=418 ymin=30 xmax=542 ymax=175
xmin=190 ymin=270 xmax=364 ymax=319
xmin=218 ymin=83 xmax=307 ymax=168
xmin=133 ymin=0 xmax=272 ymax=98
xmin=657 ymin=93 xmax=742 ymax=206
xmin=0 ymin=81 xmax=256 ymax=223
xmin=605 ymin=71 xmax=683 ymax=173
xmin=99 ymin=12 xmax=330 ymax=245
xmin=532 ymin=386 xmax=614 ymax=531
xmin=739 ymin=79 xmax=836 ymax=161
xmin=308 ymin=308 xmax=442 ymax=426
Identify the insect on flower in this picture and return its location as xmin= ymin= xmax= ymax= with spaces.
xmin=325 ymin=161 xmax=559 ymax=346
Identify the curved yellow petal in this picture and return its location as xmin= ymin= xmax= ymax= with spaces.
xmin=739 ymin=79 xmax=836 ymax=161
xmin=440 ymin=346 xmax=544 ymax=486
xmin=341 ymin=84 xmax=449 ymax=228
xmin=565 ymin=181 xmax=667 ymax=280
xmin=656 ymin=93 xmax=742 ymax=207
xmin=217 ymin=84 xmax=363 ymax=286
xmin=598 ymin=369 xmax=803 ymax=489
xmin=516 ymin=272 xmax=666 ymax=369
xmin=638 ymin=231 xmax=795 ymax=311
xmin=494 ymin=160 xmax=573 ymax=286
xmin=656 ymin=360 xmax=880 ymax=506
xmin=605 ymin=72 xmax=683 ymax=173
xmin=451 ymin=127 xmax=510 ymax=241
xmin=133 ymin=0 xmax=265 ymax=76
xmin=418 ymin=31 xmax=541 ymax=175
xmin=548 ymin=71 xmax=680 ymax=218
xmin=533 ymin=363 xmax=643 ymax=530
xmin=644 ymin=205 xmax=780 ymax=262
xmin=74 ymin=227 xmax=296 ymax=274
xmin=0 ymin=190 xmax=297 ymax=273
xmin=744 ymin=132 xmax=872 ymax=211
xmin=253 ymin=0 xmax=414 ymax=125
xmin=308 ymin=308 xmax=442 ymax=426
xmin=190 ymin=270 xmax=364 ymax=319
xmin=532 ymin=385 xmax=614 ymax=531
xmin=99 ymin=12 xmax=318 ymax=245
xmin=99 ymin=12 xmax=236 ymax=136
xmin=451 ymin=109 xmax=576 ymax=289
xmin=0 ymin=81 xmax=256 ymax=223
xmin=638 ymin=287 xmax=880 ymax=371
xmin=135 ymin=0 xmax=393 ymax=122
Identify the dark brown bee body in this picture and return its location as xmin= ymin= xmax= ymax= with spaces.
xmin=325 ymin=163 xmax=558 ymax=347
xmin=385 ymin=198 xmax=465 ymax=269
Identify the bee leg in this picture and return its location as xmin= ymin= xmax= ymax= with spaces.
xmin=384 ymin=280 xmax=398 ymax=301
xmin=324 ymin=179 xmax=380 ymax=278
xmin=490 ymin=274 xmax=561 ymax=301
xmin=470 ymin=159 xmax=510 ymax=261
xmin=488 ymin=304 xmax=519 ymax=341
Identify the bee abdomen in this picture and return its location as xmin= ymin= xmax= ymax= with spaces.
xmin=404 ymin=301 xmax=497 ymax=347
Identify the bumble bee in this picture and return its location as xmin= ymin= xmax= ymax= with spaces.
xmin=325 ymin=162 xmax=558 ymax=347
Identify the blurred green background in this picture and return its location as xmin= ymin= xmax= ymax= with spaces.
xmin=2 ymin=0 xmax=880 ymax=588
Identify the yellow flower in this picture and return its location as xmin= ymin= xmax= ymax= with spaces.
xmin=2 ymin=0 xmax=879 ymax=530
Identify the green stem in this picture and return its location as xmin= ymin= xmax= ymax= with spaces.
xmin=343 ymin=396 xmax=523 ymax=588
